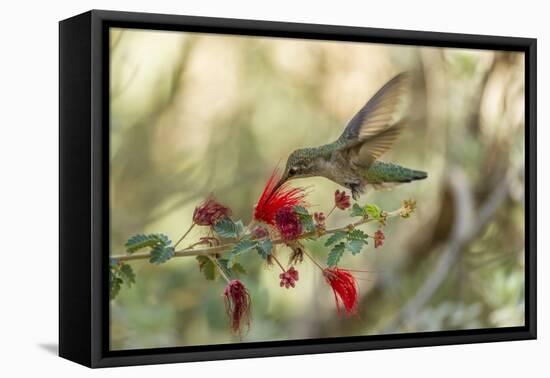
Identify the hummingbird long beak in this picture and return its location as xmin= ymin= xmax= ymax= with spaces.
xmin=268 ymin=176 xmax=287 ymax=201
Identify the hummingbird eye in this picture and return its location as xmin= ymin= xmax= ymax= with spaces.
xmin=288 ymin=167 xmax=297 ymax=176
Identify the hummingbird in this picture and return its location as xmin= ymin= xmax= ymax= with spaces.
xmin=274 ymin=72 xmax=427 ymax=200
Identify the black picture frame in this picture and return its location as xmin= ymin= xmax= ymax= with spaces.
xmin=59 ymin=9 xmax=537 ymax=368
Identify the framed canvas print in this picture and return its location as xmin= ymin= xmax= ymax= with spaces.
xmin=59 ymin=10 xmax=536 ymax=368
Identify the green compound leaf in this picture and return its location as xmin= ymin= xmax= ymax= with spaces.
xmin=109 ymin=261 xmax=137 ymax=299
xmin=197 ymin=255 xmax=247 ymax=281
xmin=109 ymin=258 xmax=119 ymax=268
xmin=325 ymin=231 xmax=347 ymax=246
xmin=301 ymin=215 xmax=316 ymax=233
xmin=149 ymin=245 xmax=175 ymax=264
xmin=118 ymin=263 xmax=136 ymax=287
xmin=327 ymin=242 xmax=346 ymax=267
xmin=294 ymin=206 xmax=315 ymax=233
xmin=293 ymin=206 xmax=310 ymax=216
xmin=213 ymin=217 xmax=240 ymax=239
xmin=346 ymin=229 xmax=368 ymax=255
xmin=255 ymin=238 xmax=273 ymax=259
xmin=124 ymin=233 xmax=170 ymax=254
xmin=227 ymin=239 xmax=256 ymax=268
xmin=234 ymin=220 xmax=245 ymax=237
xmin=196 ymin=256 xmax=217 ymax=281
xmin=109 ymin=274 xmax=123 ymax=300
xmin=347 ymin=229 xmax=369 ymax=242
xmin=365 ymin=203 xmax=382 ymax=220
xmin=217 ymin=258 xmax=235 ymax=279
xmin=350 ymin=203 xmax=367 ymax=218
xmin=218 ymin=258 xmax=248 ymax=278
xmin=230 ymin=262 xmax=247 ymax=275
xmin=347 ymin=239 xmax=365 ymax=255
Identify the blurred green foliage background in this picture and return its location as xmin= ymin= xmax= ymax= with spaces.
xmin=109 ymin=28 xmax=525 ymax=350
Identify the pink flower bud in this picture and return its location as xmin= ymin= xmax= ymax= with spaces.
xmin=279 ymin=267 xmax=300 ymax=289
xmin=374 ymin=229 xmax=385 ymax=248
xmin=334 ymin=190 xmax=351 ymax=210
xmin=314 ymin=212 xmax=326 ymax=230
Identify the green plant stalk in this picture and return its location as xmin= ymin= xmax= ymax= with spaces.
xmin=209 ymin=255 xmax=230 ymax=283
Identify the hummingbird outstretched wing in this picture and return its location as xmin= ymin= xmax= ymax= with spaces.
xmin=336 ymin=72 xmax=409 ymax=169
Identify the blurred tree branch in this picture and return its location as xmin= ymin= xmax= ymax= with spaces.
xmin=383 ymin=167 xmax=513 ymax=333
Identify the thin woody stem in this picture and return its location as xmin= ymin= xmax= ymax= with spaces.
xmin=174 ymin=223 xmax=195 ymax=248
xmin=112 ymin=206 xmax=406 ymax=262
xmin=183 ymin=240 xmax=210 ymax=250
xmin=209 ymin=255 xmax=230 ymax=283
xmin=271 ymin=255 xmax=286 ymax=272
xmin=325 ymin=205 xmax=337 ymax=218
xmin=302 ymin=249 xmax=325 ymax=271
xmin=242 ymin=220 xmax=256 ymax=239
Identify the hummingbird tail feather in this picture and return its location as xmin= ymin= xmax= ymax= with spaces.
xmin=364 ymin=161 xmax=427 ymax=185
xmin=407 ymin=169 xmax=428 ymax=181
xmin=392 ymin=168 xmax=427 ymax=182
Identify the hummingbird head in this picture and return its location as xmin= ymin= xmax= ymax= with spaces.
xmin=273 ymin=148 xmax=317 ymax=193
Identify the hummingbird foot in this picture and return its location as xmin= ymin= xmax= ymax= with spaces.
xmin=348 ymin=183 xmax=363 ymax=201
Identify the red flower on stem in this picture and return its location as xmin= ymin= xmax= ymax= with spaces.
xmin=254 ymin=167 xmax=307 ymax=225
xmin=374 ymin=229 xmax=385 ymax=248
xmin=314 ymin=212 xmax=326 ymax=231
xmin=275 ymin=206 xmax=302 ymax=240
xmin=279 ymin=267 xmax=299 ymax=289
xmin=334 ymin=190 xmax=351 ymax=210
xmin=223 ymin=279 xmax=251 ymax=334
xmin=193 ymin=195 xmax=232 ymax=226
xmin=323 ymin=267 xmax=358 ymax=316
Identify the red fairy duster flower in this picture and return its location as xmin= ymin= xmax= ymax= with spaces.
xmin=223 ymin=279 xmax=251 ymax=334
xmin=254 ymin=168 xmax=307 ymax=225
xmin=193 ymin=195 xmax=231 ymax=226
xmin=275 ymin=206 xmax=302 ymax=240
xmin=279 ymin=267 xmax=299 ymax=289
xmin=374 ymin=229 xmax=385 ymax=248
xmin=323 ymin=267 xmax=358 ymax=316
xmin=334 ymin=190 xmax=351 ymax=210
